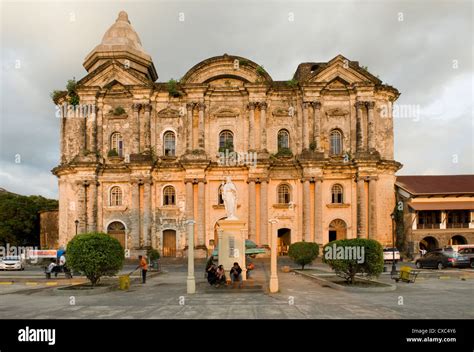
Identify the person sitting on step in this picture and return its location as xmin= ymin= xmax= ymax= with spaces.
xmin=230 ymin=262 xmax=243 ymax=288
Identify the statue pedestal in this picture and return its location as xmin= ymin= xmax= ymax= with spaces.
xmin=217 ymin=219 xmax=247 ymax=280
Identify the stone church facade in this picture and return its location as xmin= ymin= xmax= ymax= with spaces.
xmin=53 ymin=11 xmax=402 ymax=257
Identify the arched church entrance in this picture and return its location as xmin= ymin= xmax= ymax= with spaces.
xmin=328 ymin=219 xmax=347 ymax=242
xmin=277 ymin=228 xmax=291 ymax=255
xmin=107 ymin=221 xmax=126 ymax=248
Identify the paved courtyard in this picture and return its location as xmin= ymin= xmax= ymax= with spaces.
xmin=0 ymin=259 xmax=472 ymax=319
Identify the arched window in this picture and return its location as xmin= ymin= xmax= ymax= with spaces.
xmin=164 ymin=131 xmax=176 ymax=156
xmin=110 ymin=186 xmax=123 ymax=206
xmin=277 ymin=129 xmax=290 ymax=151
xmin=329 ymin=129 xmax=342 ymax=155
xmin=110 ymin=132 xmax=123 ymax=157
xmin=218 ymin=184 xmax=224 ymax=205
xmin=277 ymin=184 xmax=291 ymax=204
xmin=219 ymin=130 xmax=234 ymax=152
xmin=331 ymin=184 xmax=343 ymax=204
xmin=163 ymin=186 xmax=176 ymax=206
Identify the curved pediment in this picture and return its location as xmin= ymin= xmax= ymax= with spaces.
xmin=213 ymin=107 xmax=240 ymax=118
xmin=157 ymin=107 xmax=181 ymax=118
xmin=181 ymin=54 xmax=272 ymax=84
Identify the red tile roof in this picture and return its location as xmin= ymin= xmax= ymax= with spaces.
xmin=396 ymin=175 xmax=474 ymax=195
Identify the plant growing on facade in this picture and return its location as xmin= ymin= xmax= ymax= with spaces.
xmin=256 ymin=65 xmax=266 ymax=76
xmin=274 ymin=147 xmax=293 ymax=158
xmin=66 ymin=232 xmax=125 ymax=286
xmin=285 ymin=78 xmax=298 ymax=88
xmin=288 ymin=242 xmax=319 ymax=270
xmin=66 ymin=78 xmax=80 ymax=106
xmin=238 ymin=59 xmax=249 ymax=67
xmin=322 ymin=238 xmax=384 ymax=284
xmin=50 ymin=90 xmax=65 ymax=105
xmin=107 ymin=149 xmax=119 ymax=157
xmin=167 ymin=79 xmax=182 ymax=97
xmin=111 ymin=106 xmax=126 ymax=116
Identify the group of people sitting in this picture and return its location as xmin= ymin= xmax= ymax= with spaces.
xmin=205 ymin=256 xmax=255 ymax=288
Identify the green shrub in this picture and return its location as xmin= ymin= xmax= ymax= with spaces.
xmin=147 ymin=249 xmax=160 ymax=261
xmin=50 ymin=90 xmax=65 ymax=105
xmin=66 ymin=232 xmax=125 ymax=285
xmin=322 ymin=238 xmax=384 ymax=284
xmin=288 ymin=242 xmax=319 ymax=270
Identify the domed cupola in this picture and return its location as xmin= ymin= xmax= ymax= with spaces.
xmin=83 ymin=11 xmax=158 ymax=82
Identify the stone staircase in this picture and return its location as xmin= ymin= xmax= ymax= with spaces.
xmin=200 ymin=278 xmax=265 ymax=293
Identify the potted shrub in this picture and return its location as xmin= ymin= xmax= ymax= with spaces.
xmin=147 ymin=249 xmax=160 ymax=270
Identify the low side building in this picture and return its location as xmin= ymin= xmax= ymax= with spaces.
xmin=395 ymin=175 xmax=474 ymax=257
xmin=39 ymin=209 xmax=59 ymax=249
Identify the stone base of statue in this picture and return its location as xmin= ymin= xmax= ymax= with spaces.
xmin=217 ymin=219 xmax=247 ymax=280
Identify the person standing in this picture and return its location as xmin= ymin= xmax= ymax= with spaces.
xmin=138 ymin=255 xmax=148 ymax=284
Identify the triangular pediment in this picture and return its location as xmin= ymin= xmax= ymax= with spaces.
xmin=308 ymin=55 xmax=381 ymax=85
xmin=77 ymin=60 xmax=151 ymax=88
xmin=157 ymin=107 xmax=181 ymax=118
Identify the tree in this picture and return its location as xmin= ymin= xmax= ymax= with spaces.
xmin=322 ymin=238 xmax=384 ymax=284
xmin=66 ymin=232 xmax=124 ymax=285
xmin=0 ymin=191 xmax=58 ymax=246
xmin=288 ymin=242 xmax=319 ymax=270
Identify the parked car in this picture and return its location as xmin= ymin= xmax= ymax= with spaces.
xmin=458 ymin=248 xmax=474 ymax=268
xmin=383 ymin=247 xmax=400 ymax=263
xmin=415 ymin=251 xmax=469 ymax=270
xmin=0 ymin=256 xmax=25 ymax=271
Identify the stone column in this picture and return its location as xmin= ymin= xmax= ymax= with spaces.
xmin=260 ymin=180 xmax=268 ymax=246
xmin=368 ymin=177 xmax=378 ymax=239
xmin=132 ymin=103 xmax=141 ymax=154
xmin=185 ymin=180 xmax=194 ymax=245
xmin=59 ymin=105 xmax=66 ymax=162
xmin=90 ymin=104 xmax=98 ymax=153
xmin=311 ymin=101 xmax=322 ymax=151
xmin=131 ymin=181 xmax=141 ymax=248
xmin=248 ymin=180 xmax=257 ymax=242
xmin=302 ymin=179 xmax=311 ymax=241
xmin=197 ymin=180 xmax=206 ymax=247
xmin=197 ymin=102 xmax=205 ymax=149
xmin=269 ymin=219 xmax=279 ymax=293
xmin=144 ymin=104 xmax=152 ymax=150
xmin=355 ymin=101 xmax=365 ymax=153
xmin=314 ymin=179 xmax=323 ymax=243
xmin=248 ymin=102 xmax=256 ymax=151
xmin=88 ymin=180 xmax=98 ymax=232
xmin=76 ymin=181 xmax=87 ymax=234
xmin=357 ymin=177 xmax=367 ymax=238
xmin=366 ymin=101 xmax=375 ymax=152
xmin=78 ymin=114 xmax=86 ymax=156
xmin=97 ymin=102 xmax=104 ymax=158
xmin=186 ymin=103 xmax=194 ymax=151
xmin=302 ymin=102 xmax=310 ymax=150
xmin=143 ymin=181 xmax=151 ymax=247
xmin=259 ymin=102 xmax=267 ymax=150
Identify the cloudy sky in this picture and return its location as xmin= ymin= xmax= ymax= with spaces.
xmin=1 ymin=0 xmax=472 ymax=199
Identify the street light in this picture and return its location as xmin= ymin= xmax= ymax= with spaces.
xmin=74 ymin=220 xmax=79 ymax=236
xmin=390 ymin=212 xmax=397 ymax=275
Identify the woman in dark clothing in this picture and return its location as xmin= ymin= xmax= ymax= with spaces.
xmin=207 ymin=264 xmax=217 ymax=285
xmin=230 ymin=262 xmax=243 ymax=287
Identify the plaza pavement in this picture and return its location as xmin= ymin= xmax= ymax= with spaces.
xmin=0 ymin=258 xmax=472 ymax=319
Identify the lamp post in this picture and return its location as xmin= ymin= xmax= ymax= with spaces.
xmin=186 ymin=219 xmax=196 ymax=294
xmin=390 ymin=212 xmax=397 ymax=275
xmin=74 ymin=220 xmax=79 ymax=236
xmin=269 ymin=218 xmax=279 ymax=293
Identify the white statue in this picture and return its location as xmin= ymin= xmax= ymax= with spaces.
xmin=222 ymin=176 xmax=238 ymax=220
